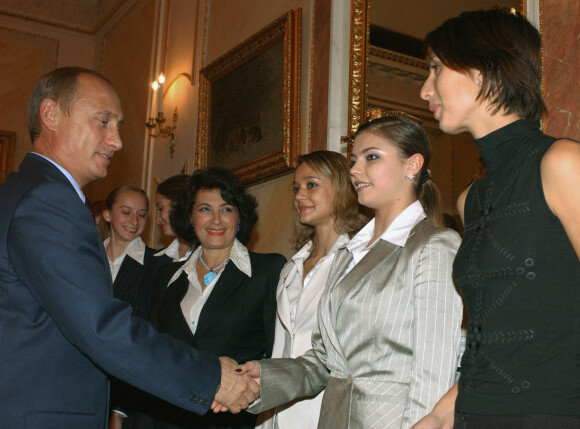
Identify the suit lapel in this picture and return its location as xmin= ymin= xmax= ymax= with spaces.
xmin=195 ymin=262 xmax=246 ymax=336
xmin=332 ymin=240 xmax=400 ymax=311
xmin=113 ymin=257 xmax=137 ymax=293
xmin=292 ymin=256 xmax=332 ymax=329
xmin=160 ymin=271 xmax=196 ymax=343
xmin=276 ymin=265 xmax=296 ymax=332
xmin=24 ymin=154 xmax=113 ymax=293
xmin=321 ymin=240 xmax=400 ymax=368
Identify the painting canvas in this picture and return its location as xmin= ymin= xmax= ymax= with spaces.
xmin=196 ymin=9 xmax=301 ymax=185
xmin=209 ymin=42 xmax=283 ymax=170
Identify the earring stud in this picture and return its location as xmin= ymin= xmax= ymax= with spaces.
xmin=406 ymin=173 xmax=415 ymax=181
xmin=476 ymin=79 xmax=481 ymax=86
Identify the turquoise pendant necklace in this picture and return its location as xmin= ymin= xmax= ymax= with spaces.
xmin=199 ymin=251 xmax=229 ymax=286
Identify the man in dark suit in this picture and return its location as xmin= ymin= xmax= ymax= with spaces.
xmin=0 ymin=66 xmax=258 ymax=429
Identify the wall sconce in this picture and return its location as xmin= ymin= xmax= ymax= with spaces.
xmin=146 ymin=73 xmax=178 ymax=158
xmin=145 ymin=72 xmax=192 ymax=159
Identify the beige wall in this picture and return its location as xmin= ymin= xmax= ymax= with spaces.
xmin=0 ymin=22 xmax=95 ymax=172
xmin=1 ymin=0 xmax=578 ymax=259
xmin=144 ymin=0 xmax=314 ymax=258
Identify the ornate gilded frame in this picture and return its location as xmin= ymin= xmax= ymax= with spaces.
xmin=0 ymin=130 xmax=16 ymax=183
xmin=195 ymin=9 xmax=301 ymax=186
xmin=346 ymin=0 xmax=532 ymax=139
xmin=346 ymin=0 xmax=369 ymax=139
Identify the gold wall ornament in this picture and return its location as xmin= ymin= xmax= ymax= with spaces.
xmin=364 ymin=107 xmax=422 ymax=124
xmin=346 ymin=0 xmax=369 ymax=139
xmin=195 ymin=9 xmax=301 ymax=186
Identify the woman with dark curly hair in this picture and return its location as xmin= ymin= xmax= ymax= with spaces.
xmin=147 ymin=167 xmax=286 ymax=429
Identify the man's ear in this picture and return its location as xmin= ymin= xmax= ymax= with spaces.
xmin=39 ymin=99 xmax=59 ymax=132
xmin=407 ymin=153 xmax=425 ymax=176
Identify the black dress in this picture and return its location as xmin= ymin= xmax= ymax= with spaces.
xmin=453 ymin=120 xmax=580 ymax=424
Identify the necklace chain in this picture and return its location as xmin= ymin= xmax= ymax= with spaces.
xmin=199 ymin=251 xmax=229 ymax=286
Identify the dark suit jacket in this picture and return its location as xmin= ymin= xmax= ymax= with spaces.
xmin=109 ymin=247 xmax=172 ymax=416
xmin=143 ymin=250 xmax=285 ymax=428
xmin=113 ymin=247 xmax=171 ymax=319
xmin=0 ymin=154 xmax=220 ymax=429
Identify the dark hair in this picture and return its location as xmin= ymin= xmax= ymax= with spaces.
xmin=27 ymin=66 xmax=113 ymax=143
xmin=294 ymin=151 xmax=367 ymax=251
xmin=425 ymin=7 xmax=546 ymax=120
xmin=354 ymin=115 xmax=443 ymax=226
xmin=156 ymin=174 xmax=190 ymax=205
xmin=171 ymin=168 xmax=258 ymax=247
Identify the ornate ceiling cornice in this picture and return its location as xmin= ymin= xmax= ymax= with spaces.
xmin=0 ymin=0 xmax=138 ymax=35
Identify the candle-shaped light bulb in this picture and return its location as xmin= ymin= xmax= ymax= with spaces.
xmin=157 ymin=74 xmax=165 ymax=114
xmin=152 ymin=81 xmax=159 ymax=91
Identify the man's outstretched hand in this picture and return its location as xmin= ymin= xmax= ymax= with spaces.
xmin=212 ymin=357 xmax=260 ymax=413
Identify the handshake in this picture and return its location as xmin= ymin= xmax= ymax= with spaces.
xmin=212 ymin=357 xmax=261 ymax=413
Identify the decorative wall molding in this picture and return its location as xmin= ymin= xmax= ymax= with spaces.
xmin=0 ymin=0 xmax=138 ymax=35
xmin=0 ymin=26 xmax=59 ymax=70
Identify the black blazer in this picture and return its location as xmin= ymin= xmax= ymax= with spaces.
xmin=113 ymin=247 xmax=171 ymax=319
xmin=109 ymin=248 xmax=172 ymax=418
xmin=145 ymin=250 xmax=286 ymax=428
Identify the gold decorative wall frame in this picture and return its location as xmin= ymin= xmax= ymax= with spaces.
xmin=346 ymin=0 xmax=531 ymax=139
xmin=346 ymin=0 xmax=369 ymax=139
xmin=195 ymin=9 xmax=301 ymax=186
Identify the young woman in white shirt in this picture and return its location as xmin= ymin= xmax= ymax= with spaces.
xmin=237 ymin=111 xmax=464 ymax=429
xmin=102 ymin=185 xmax=159 ymax=319
xmin=103 ymin=185 xmax=174 ymax=428
xmin=257 ymin=151 xmax=367 ymax=429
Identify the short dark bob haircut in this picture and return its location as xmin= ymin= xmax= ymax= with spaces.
xmin=156 ymin=174 xmax=190 ymax=205
xmin=425 ymin=7 xmax=547 ymax=120
xmin=170 ymin=167 xmax=258 ymax=247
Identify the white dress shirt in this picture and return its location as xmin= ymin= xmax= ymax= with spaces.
xmin=258 ymin=235 xmax=350 ymax=429
xmin=285 ymin=235 xmax=349 ymax=331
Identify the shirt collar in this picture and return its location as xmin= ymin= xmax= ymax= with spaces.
xmin=292 ymin=234 xmax=350 ymax=264
xmin=103 ymin=236 xmax=146 ymax=265
xmin=228 ymin=239 xmax=252 ymax=277
xmin=154 ymin=238 xmax=193 ymax=262
xmin=31 ymin=152 xmax=86 ymax=202
xmin=347 ymin=200 xmax=425 ymax=252
xmin=170 ymin=239 xmax=252 ymax=286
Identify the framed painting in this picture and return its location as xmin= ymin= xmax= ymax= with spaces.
xmin=0 ymin=130 xmax=16 ymax=184
xmin=196 ymin=9 xmax=301 ymax=186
